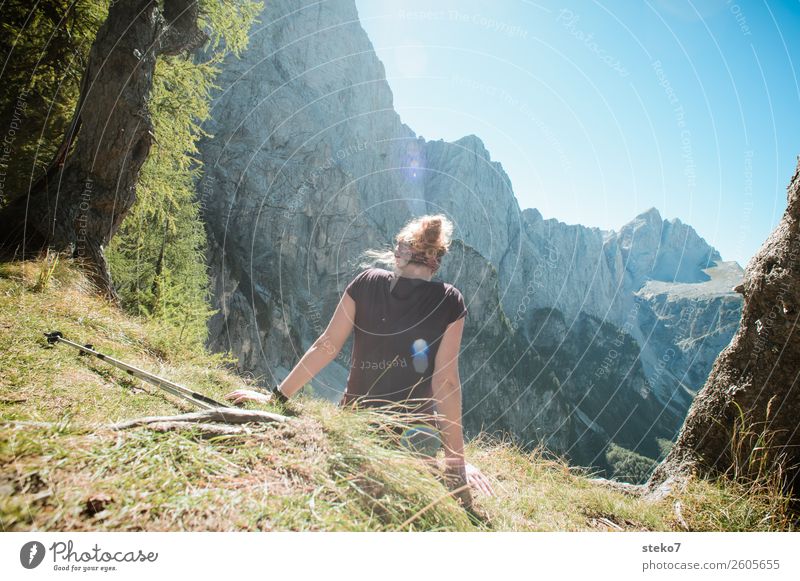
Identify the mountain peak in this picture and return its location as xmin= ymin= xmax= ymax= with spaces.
xmin=615 ymin=206 xmax=723 ymax=284
xmin=454 ymin=134 xmax=488 ymax=154
xmin=634 ymin=206 xmax=663 ymax=224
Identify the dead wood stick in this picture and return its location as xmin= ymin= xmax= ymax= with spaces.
xmin=108 ymin=408 xmax=289 ymax=430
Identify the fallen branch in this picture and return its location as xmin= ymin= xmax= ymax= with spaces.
xmin=3 ymin=420 xmax=86 ymax=433
xmin=108 ymin=408 xmax=290 ymax=430
xmin=595 ymin=516 xmax=623 ymax=531
xmin=134 ymin=421 xmax=253 ymax=437
xmin=4 ymin=420 xmax=66 ymax=429
xmin=673 ymin=500 xmax=690 ymax=531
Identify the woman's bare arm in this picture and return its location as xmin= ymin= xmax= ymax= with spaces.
xmin=431 ymin=317 xmax=467 ymax=471
xmin=226 ymin=292 xmax=355 ymax=404
xmin=431 ymin=317 xmax=495 ymax=501
xmin=278 ymin=292 xmax=355 ymax=397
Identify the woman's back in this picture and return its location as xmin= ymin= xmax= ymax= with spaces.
xmin=225 ymin=214 xmax=493 ymax=505
xmin=341 ymin=267 xmax=467 ymax=419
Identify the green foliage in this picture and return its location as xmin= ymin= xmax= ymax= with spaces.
xmin=199 ymin=0 xmax=264 ymax=57
xmin=0 ymin=0 xmax=262 ymax=349
xmin=32 ymin=248 xmax=60 ymax=293
xmin=107 ymin=0 xmax=262 ymax=348
xmin=656 ymin=437 xmax=673 ymax=461
xmin=0 ymin=0 xmax=109 ymax=204
xmin=605 ymin=442 xmax=658 ymax=485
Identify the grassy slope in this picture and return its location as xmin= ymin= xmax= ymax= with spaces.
xmin=0 ymin=258 xmax=794 ymax=532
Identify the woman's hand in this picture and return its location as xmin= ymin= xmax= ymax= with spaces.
xmin=444 ymin=464 xmax=474 ymax=508
xmin=465 ymin=463 xmax=495 ymax=497
xmin=444 ymin=460 xmax=495 ymax=507
xmin=224 ymin=388 xmax=272 ymax=406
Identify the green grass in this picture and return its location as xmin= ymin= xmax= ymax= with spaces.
xmin=1 ymin=257 xmax=795 ymax=531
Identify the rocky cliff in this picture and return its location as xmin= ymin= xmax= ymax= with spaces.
xmin=645 ymin=158 xmax=800 ymax=503
xmin=196 ymin=0 xmax=742 ymax=475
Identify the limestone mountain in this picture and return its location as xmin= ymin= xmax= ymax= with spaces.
xmin=196 ymin=0 xmax=742 ymax=476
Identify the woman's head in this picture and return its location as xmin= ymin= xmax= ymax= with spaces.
xmin=361 ymin=214 xmax=454 ymax=276
xmin=393 ymin=214 xmax=453 ymax=273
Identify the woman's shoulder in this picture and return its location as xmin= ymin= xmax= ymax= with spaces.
xmin=440 ymin=280 xmax=464 ymax=298
xmin=345 ymin=267 xmax=390 ymax=298
xmin=357 ymin=267 xmax=392 ymax=281
xmin=441 ymin=282 xmax=467 ymax=322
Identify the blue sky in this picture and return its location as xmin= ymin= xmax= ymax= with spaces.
xmin=354 ymin=0 xmax=800 ymax=266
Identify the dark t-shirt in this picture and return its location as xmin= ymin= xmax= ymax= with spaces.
xmin=340 ymin=268 xmax=467 ymax=423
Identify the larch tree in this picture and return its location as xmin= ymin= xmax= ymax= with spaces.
xmin=0 ymin=0 xmax=207 ymax=299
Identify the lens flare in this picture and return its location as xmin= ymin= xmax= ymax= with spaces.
xmin=402 ymin=140 xmax=425 ymax=181
xmin=411 ymin=338 xmax=429 ymax=373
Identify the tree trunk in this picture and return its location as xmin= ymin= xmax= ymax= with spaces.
xmin=0 ymin=0 xmax=206 ymax=300
xmin=644 ymin=157 xmax=800 ymax=505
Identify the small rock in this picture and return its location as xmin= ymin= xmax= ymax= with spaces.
xmin=83 ymin=493 xmax=114 ymax=516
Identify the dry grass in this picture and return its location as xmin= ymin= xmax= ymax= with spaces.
xmin=1 ymin=256 xmax=795 ymax=531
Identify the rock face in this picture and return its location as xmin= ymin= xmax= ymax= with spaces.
xmin=633 ymin=262 xmax=745 ymax=419
xmin=645 ymin=159 xmax=800 ymax=500
xmin=197 ymin=0 xmax=742 ymax=475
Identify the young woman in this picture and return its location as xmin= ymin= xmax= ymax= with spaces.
xmin=225 ymin=214 xmax=493 ymax=506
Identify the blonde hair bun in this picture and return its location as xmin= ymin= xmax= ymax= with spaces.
xmin=359 ymin=214 xmax=455 ymax=271
xmin=398 ymin=214 xmax=454 ymax=259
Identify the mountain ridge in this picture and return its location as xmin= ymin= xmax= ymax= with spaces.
xmin=196 ymin=0 xmax=742 ymax=475
xmin=1 ymin=258 xmax=785 ymax=531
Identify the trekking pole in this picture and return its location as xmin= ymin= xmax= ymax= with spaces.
xmin=43 ymin=331 xmax=229 ymax=410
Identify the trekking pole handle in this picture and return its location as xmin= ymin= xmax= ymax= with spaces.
xmin=44 ymin=330 xmax=63 ymax=344
xmin=43 ymin=330 xmax=227 ymax=410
